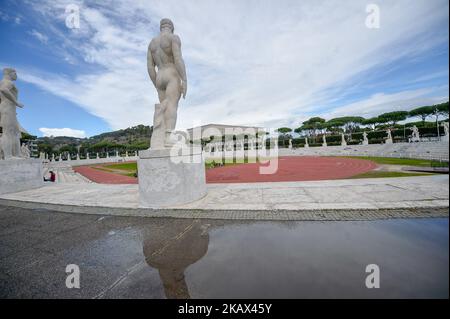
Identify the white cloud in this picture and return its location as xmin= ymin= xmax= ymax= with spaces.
xmin=39 ymin=127 xmax=87 ymax=138
xmin=29 ymin=29 xmax=48 ymax=44
xmin=14 ymin=0 xmax=450 ymax=131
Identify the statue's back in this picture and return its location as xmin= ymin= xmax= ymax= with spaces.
xmin=150 ymin=33 xmax=176 ymax=68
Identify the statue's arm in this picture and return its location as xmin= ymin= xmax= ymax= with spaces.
xmin=147 ymin=43 xmax=157 ymax=88
xmin=0 ymin=82 xmax=23 ymax=107
xmin=172 ymin=35 xmax=187 ymax=98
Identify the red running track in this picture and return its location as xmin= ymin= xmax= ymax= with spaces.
xmin=73 ymin=165 xmax=138 ymax=184
xmin=206 ymin=156 xmax=377 ymax=183
xmin=73 ymin=156 xmax=377 ymax=184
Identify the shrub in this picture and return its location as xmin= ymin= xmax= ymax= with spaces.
xmin=369 ymin=138 xmax=384 ymax=144
xmin=351 ymin=132 xmax=363 ymax=141
xmin=367 ymin=131 xmax=387 ymax=139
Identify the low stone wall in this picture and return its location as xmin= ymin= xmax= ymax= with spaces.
xmin=277 ymin=141 xmax=449 ymax=161
xmin=0 ymin=159 xmax=43 ymax=195
xmin=46 ymin=156 xmax=139 ymax=167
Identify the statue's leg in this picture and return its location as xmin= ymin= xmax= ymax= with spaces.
xmin=150 ymin=103 xmax=166 ymax=149
xmin=12 ymin=133 xmax=21 ymax=157
xmin=163 ymin=79 xmax=181 ymax=145
xmin=1 ymin=132 xmax=13 ymax=159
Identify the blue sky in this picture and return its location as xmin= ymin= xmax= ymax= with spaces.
xmin=0 ymin=0 xmax=448 ymax=138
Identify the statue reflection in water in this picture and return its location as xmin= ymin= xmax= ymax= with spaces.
xmin=142 ymin=219 xmax=210 ymax=298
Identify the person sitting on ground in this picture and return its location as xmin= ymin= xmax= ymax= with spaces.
xmin=44 ymin=171 xmax=56 ymax=182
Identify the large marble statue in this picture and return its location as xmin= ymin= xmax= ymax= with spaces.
xmin=0 ymin=68 xmax=24 ymax=160
xmin=20 ymin=143 xmax=30 ymax=158
xmin=147 ymin=18 xmax=187 ymax=149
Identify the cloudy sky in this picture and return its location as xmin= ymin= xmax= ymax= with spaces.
xmin=0 ymin=0 xmax=448 ymax=137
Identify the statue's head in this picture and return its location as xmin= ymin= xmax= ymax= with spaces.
xmin=160 ymin=18 xmax=174 ymax=33
xmin=3 ymin=68 xmax=17 ymax=80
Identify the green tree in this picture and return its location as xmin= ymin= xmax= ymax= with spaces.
xmin=378 ymin=111 xmax=409 ymax=126
xmin=276 ymin=127 xmax=293 ymax=134
xmin=431 ymin=102 xmax=449 ymax=137
xmin=408 ymin=105 xmax=434 ymax=124
xmin=300 ymin=117 xmax=326 ymax=141
xmin=362 ymin=117 xmax=383 ymax=130
xmin=326 ymin=116 xmax=365 ymax=133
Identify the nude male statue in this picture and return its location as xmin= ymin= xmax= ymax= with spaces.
xmin=0 ymin=68 xmax=24 ymax=160
xmin=147 ymin=18 xmax=187 ymax=149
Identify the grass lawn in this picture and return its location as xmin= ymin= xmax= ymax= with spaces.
xmin=103 ymin=162 xmax=137 ymax=171
xmin=95 ymin=162 xmax=137 ymax=177
xmin=340 ymin=156 xmax=449 ymax=167
xmin=349 ymin=171 xmax=435 ymax=179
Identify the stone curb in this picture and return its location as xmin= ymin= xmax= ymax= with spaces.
xmin=0 ymin=198 xmax=448 ymax=221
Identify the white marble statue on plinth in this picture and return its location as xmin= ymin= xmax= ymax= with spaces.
xmin=386 ymin=129 xmax=393 ymax=144
xmin=0 ymin=68 xmax=23 ymax=160
xmin=362 ymin=131 xmax=369 ymax=145
xmin=341 ymin=133 xmax=347 ymax=146
xmin=139 ymin=18 xmax=206 ymax=208
xmin=410 ymin=125 xmax=420 ymax=143
xmin=0 ymin=68 xmax=43 ymax=194
xmin=304 ymin=137 xmax=309 ymax=148
xmin=442 ymin=122 xmax=449 ymax=142
xmin=322 ymin=135 xmax=327 ymax=147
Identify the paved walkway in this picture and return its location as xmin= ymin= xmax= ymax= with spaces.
xmin=0 ymin=175 xmax=448 ymax=220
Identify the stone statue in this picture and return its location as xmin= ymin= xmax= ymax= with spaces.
xmin=341 ymin=133 xmax=347 ymax=146
xmin=288 ymin=139 xmax=293 ymax=149
xmin=147 ymin=18 xmax=187 ymax=149
xmin=362 ymin=131 xmax=369 ymax=145
xmin=410 ymin=125 xmax=420 ymax=142
xmin=386 ymin=129 xmax=393 ymax=144
xmin=20 ymin=143 xmax=30 ymax=158
xmin=442 ymin=122 xmax=449 ymax=142
xmin=304 ymin=137 xmax=309 ymax=148
xmin=443 ymin=122 xmax=449 ymax=136
xmin=322 ymin=135 xmax=327 ymax=147
xmin=0 ymin=68 xmax=24 ymax=160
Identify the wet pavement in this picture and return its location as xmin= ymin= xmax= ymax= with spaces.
xmin=0 ymin=204 xmax=448 ymax=298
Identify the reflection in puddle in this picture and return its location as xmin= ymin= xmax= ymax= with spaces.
xmin=138 ymin=218 xmax=448 ymax=299
xmin=142 ymin=220 xmax=209 ymax=298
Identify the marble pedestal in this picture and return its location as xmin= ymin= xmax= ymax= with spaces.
xmin=0 ymin=159 xmax=43 ymax=195
xmin=138 ymin=147 xmax=207 ymax=208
